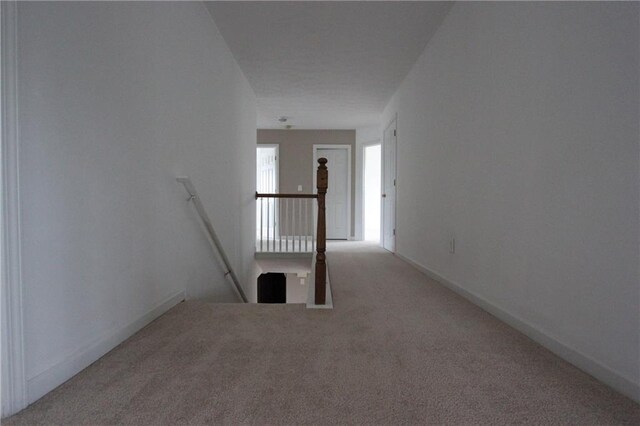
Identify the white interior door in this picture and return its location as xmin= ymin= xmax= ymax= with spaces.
xmin=318 ymin=148 xmax=349 ymax=239
xmin=382 ymin=120 xmax=396 ymax=252
xmin=257 ymin=146 xmax=278 ymax=240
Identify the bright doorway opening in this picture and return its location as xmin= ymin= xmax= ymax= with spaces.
xmin=363 ymin=144 xmax=381 ymax=242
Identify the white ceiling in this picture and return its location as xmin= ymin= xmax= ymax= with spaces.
xmin=205 ymin=1 xmax=452 ymax=129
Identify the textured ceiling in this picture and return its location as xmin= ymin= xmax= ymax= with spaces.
xmin=205 ymin=1 xmax=452 ymax=129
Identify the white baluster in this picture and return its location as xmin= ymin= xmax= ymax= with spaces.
xmin=298 ymin=198 xmax=302 ymax=252
xmin=305 ymin=198 xmax=308 ymax=252
xmin=260 ymin=197 xmax=263 ymax=252
xmin=279 ymin=198 xmax=282 ymax=252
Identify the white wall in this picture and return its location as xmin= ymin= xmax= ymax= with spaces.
xmin=286 ymin=273 xmax=309 ymax=304
xmin=382 ymin=2 xmax=639 ymax=399
xmin=16 ymin=2 xmax=256 ymax=404
xmin=355 ymin=126 xmax=381 ymax=240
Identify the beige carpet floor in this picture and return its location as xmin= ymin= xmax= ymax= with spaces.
xmin=6 ymin=242 xmax=639 ymax=425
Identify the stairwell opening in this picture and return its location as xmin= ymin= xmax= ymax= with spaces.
xmin=257 ymin=273 xmax=286 ymax=303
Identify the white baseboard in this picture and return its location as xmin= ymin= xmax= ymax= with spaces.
xmin=395 ymin=252 xmax=640 ymax=403
xmin=26 ymin=289 xmax=186 ymax=404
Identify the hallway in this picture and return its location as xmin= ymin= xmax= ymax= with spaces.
xmin=6 ymin=242 xmax=638 ymax=424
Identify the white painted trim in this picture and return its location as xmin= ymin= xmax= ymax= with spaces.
xmin=26 ymin=290 xmax=186 ymax=405
xmin=312 ymin=144 xmax=352 ymax=240
xmin=395 ymin=252 xmax=640 ymax=403
xmin=382 ymin=115 xmax=397 ymax=253
xmin=1 ymin=1 xmax=27 ymax=418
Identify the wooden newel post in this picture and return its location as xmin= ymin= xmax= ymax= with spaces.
xmin=315 ymin=157 xmax=328 ymax=305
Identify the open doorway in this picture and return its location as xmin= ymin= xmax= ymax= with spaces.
xmin=363 ymin=144 xmax=381 ymax=242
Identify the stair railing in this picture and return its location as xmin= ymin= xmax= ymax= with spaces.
xmin=255 ymin=193 xmax=316 ymax=254
xmin=176 ymin=176 xmax=248 ymax=303
xmin=255 ymin=158 xmax=328 ymax=304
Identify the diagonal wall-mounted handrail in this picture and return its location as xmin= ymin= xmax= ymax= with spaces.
xmin=176 ymin=176 xmax=248 ymax=303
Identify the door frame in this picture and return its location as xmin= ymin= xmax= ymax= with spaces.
xmin=1 ymin=0 xmax=28 ymax=417
xmin=382 ymin=116 xmax=397 ymax=253
xmin=312 ymin=144 xmax=352 ymax=240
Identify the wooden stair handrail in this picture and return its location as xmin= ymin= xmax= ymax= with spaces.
xmin=315 ymin=157 xmax=328 ymax=305
xmin=255 ymin=192 xmax=318 ymax=199
xmin=254 ymin=159 xmax=328 ymax=305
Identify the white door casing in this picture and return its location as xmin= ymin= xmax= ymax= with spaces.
xmin=382 ymin=118 xmax=397 ymax=252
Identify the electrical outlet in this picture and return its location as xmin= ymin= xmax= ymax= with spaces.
xmin=449 ymin=238 xmax=455 ymax=254
xmin=297 ymin=185 xmax=303 ymax=192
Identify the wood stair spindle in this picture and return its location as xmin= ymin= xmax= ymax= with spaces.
xmin=315 ymin=157 xmax=328 ymax=305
